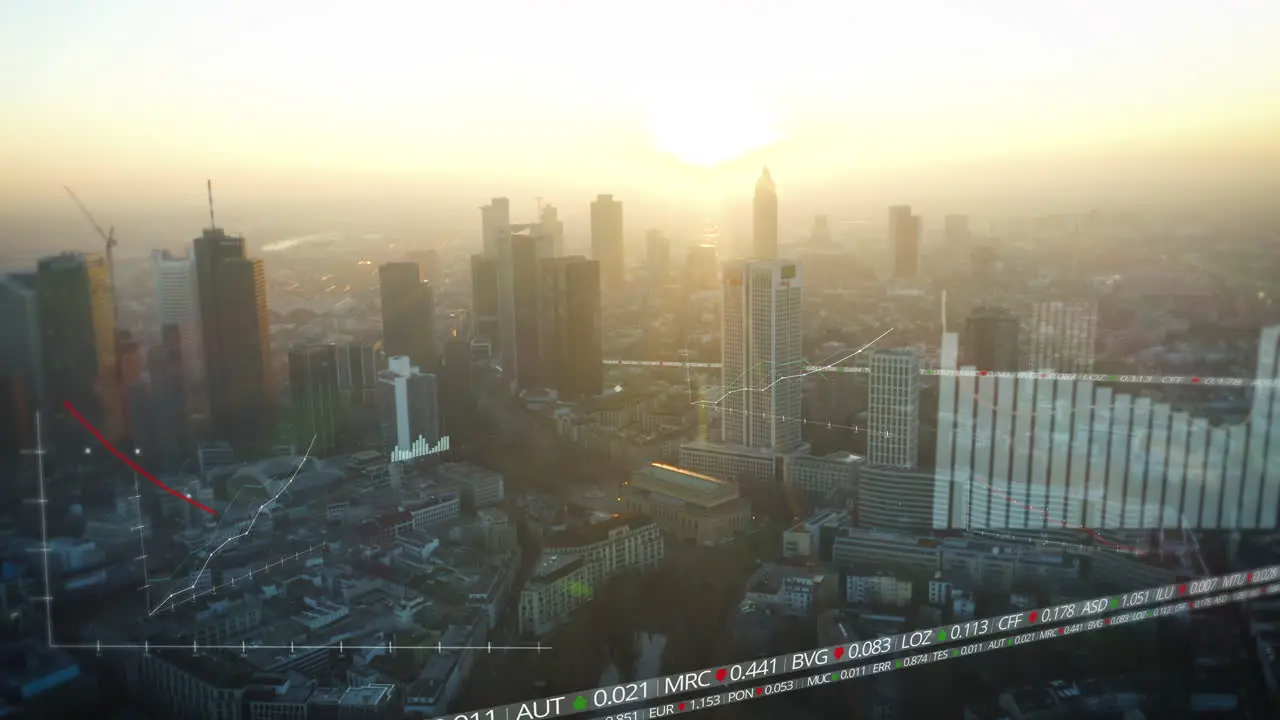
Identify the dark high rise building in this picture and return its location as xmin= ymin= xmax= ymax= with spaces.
xmin=335 ymin=343 xmax=378 ymax=407
xmin=0 ymin=375 xmax=31 ymax=478
xmin=753 ymin=168 xmax=778 ymax=260
xmin=497 ymin=232 xmax=541 ymax=391
xmin=379 ymin=262 xmax=435 ymax=369
xmin=540 ymin=204 xmax=565 ymax=257
xmin=193 ymin=228 xmax=273 ymax=454
xmin=645 ymin=230 xmax=670 ymax=294
xmin=217 ymin=257 xmax=274 ymax=453
xmin=133 ymin=325 xmax=189 ymax=473
xmin=408 ymin=249 xmax=442 ymax=287
xmin=480 ymin=197 xmax=511 ymax=256
xmin=440 ymin=339 xmax=474 ymax=437
xmin=889 ymin=205 xmax=921 ymax=280
xmin=36 ymin=252 xmax=122 ymax=455
xmin=288 ymin=345 xmax=339 ymax=456
xmin=945 ymin=214 xmax=971 ymax=244
xmin=0 ymin=273 xmax=41 ymax=454
xmin=539 ymin=257 xmax=603 ymax=401
xmin=116 ymin=329 xmax=144 ymax=442
xmin=963 ymin=306 xmax=1020 ymax=372
xmin=470 ymin=255 xmax=500 ymax=343
xmin=686 ymin=244 xmax=719 ymax=292
xmin=808 ymin=215 xmax=832 ymax=248
xmin=590 ymin=194 xmax=624 ymax=287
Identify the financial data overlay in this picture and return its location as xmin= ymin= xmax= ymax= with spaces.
xmin=436 ymin=565 xmax=1279 ymax=720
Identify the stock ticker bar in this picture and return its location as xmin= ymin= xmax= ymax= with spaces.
xmin=601 ymin=359 xmax=1276 ymax=388
xmin=437 ymin=565 xmax=1280 ymax=720
xmin=574 ymin=584 xmax=1280 ymax=720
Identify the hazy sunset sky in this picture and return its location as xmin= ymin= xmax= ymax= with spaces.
xmin=4 ymin=0 xmax=1280 ymax=223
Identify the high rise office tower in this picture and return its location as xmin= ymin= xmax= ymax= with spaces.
xmin=36 ymin=252 xmax=122 ymax=453
xmin=539 ymin=257 xmax=603 ymax=400
xmin=686 ymin=244 xmax=719 ymax=292
xmin=288 ymin=345 xmax=339 ymax=456
xmin=194 ymin=226 xmax=244 ymax=394
xmin=944 ymin=214 xmax=971 ymax=244
xmin=133 ymin=325 xmax=188 ymax=473
xmin=496 ymin=231 xmax=541 ymax=390
xmin=335 ymin=343 xmax=378 ymax=407
xmin=377 ymin=355 xmax=440 ymax=460
xmin=866 ymin=349 xmax=921 ymax=469
xmin=216 ymin=256 xmax=274 ymax=453
xmin=0 ymin=375 xmax=31 ymax=479
xmin=151 ymin=250 xmax=204 ymax=385
xmin=1028 ymin=299 xmax=1098 ymax=373
xmin=963 ymin=306 xmax=1020 ymax=372
xmin=379 ymin=262 xmax=435 ymax=369
xmin=540 ymin=204 xmax=565 ymax=258
xmin=480 ymin=197 xmax=511 ymax=256
xmin=194 ymin=227 xmax=273 ymax=454
xmin=753 ymin=168 xmax=778 ymax=260
xmin=645 ymin=230 xmax=670 ymax=293
xmin=408 ymin=249 xmax=442 ymax=288
xmin=469 ymin=255 xmax=500 ymax=343
xmin=440 ymin=339 xmax=474 ymax=436
xmin=720 ymin=259 xmax=803 ymax=452
xmin=509 ymin=222 xmax=557 ymax=262
xmin=0 ymin=273 xmax=42 ymax=452
xmin=116 ymin=329 xmax=144 ymax=441
xmin=808 ymin=215 xmax=832 ymax=248
xmin=590 ymin=194 xmax=624 ymax=287
xmin=889 ymin=205 xmax=921 ymax=280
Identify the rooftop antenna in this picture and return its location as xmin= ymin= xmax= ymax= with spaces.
xmin=207 ymin=179 xmax=217 ymax=230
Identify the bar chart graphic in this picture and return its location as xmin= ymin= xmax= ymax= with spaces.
xmin=389 ymin=435 xmax=451 ymax=464
xmin=933 ymin=325 xmax=1280 ymax=531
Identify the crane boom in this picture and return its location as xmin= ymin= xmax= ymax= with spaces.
xmin=63 ymin=187 xmax=119 ymax=326
xmin=64 ymin=187 xmax=116 ymax=250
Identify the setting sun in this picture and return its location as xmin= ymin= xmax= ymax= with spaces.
xmin=646 ymin=91 xmax=785 ymax=167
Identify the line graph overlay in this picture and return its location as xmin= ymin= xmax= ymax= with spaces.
xmin=149 ymin=435 xmax=317 ymax=615
xmin=27 ymin=415 xmax=552 ymax=653
xmin=607 ymin=359 xmax=1273 ymax=389
xmin=696 ymin=329 xmax=895 ymax=408
xmin=63 ymin=400 xmax=216 ymax=515
xmin=150 ymin=479 xmax=282 ymax=583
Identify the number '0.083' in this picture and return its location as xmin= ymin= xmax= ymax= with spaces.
xmin=847 ymin=636 xmax=893 ymax=659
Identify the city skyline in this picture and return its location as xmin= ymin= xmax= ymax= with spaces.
xmin=4 ymin=2 xmax=1280 ymax=233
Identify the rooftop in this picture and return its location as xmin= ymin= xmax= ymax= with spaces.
xmin=529 ymin=554 xmax=586 ymax=586
xmin=543 ymin=514 xmax=655 ymax=550
xmin=644 ymin=462 xmax=726 ymax=487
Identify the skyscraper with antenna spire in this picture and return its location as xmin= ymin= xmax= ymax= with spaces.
xmin=192 ymin=181 xmax=274 ymax=453
xmin=753 ymin=167 xmax=778 ymax=260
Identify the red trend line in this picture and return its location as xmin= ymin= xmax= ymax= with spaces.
xmin=62 ymin=400 xmax=216 ymax=515
xmin=967 ymin=474 xmax=1147 ymax=555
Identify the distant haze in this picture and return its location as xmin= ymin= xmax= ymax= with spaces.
xmin=3 ymin=0 xmax=1280 ymax=251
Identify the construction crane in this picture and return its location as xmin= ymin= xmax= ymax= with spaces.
xmin=63 ymin=187 xmax=119 ymax=325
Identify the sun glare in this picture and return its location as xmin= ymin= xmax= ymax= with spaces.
xmin=647 ymin=93 xmax=785 ymax=167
